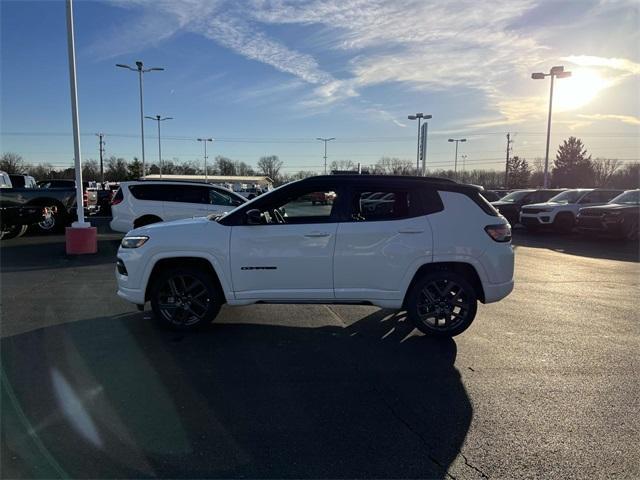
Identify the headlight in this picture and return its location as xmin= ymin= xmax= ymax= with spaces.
xmin=121 ymin=236 xmax=149 ymax=248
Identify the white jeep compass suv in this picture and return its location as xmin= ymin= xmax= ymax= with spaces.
xmin=115 ymin=175 xmax=514 ymax=337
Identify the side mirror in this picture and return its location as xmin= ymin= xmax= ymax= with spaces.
xmin=246 ymin=209 xmax=262 ymax=225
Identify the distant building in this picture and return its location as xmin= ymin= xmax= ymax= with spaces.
xmin=142 ymin=174 xmax=274 ymax=189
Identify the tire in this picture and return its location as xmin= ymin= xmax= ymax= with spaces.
xmin=150 ymin=266 xmax=222 ymax=330
xmin=406 ymin=271 xmax=478 ymax=337
xmin=133 ymin=215 xmax=162 ymax=229
xmin=553 ymin=213 xmax=575 ymax=233
xmin=0 ymin=224 xmax=28 ymax=240
xmin=624 ymin=217 xmax=639 ymax=241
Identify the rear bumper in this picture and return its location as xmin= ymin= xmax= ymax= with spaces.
xmin=483 ymin=279 xmax=514 ymax=303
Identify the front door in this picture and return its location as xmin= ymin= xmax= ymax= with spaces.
xmin=229 ymin=184 xmax=344 ymax=301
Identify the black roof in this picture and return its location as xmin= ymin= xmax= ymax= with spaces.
xmin=294 ymin=174 xmax=481 ymax=193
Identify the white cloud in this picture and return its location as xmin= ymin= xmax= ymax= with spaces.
xmin=578 ymin=113 xmax=640 ymax=125
xmin=93 ymin=0 xmax=639 ymax=126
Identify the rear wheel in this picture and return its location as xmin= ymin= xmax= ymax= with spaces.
xmin=150 ymin=267 xmax=221 ymax=330
xmin=0 ymin=224 xmax=28 ymax=240
xmin=624 ymin=217 xmax=639 ymax=241
xmin=553 ymin=213 xmax=575 ymax=233
xmin=406 ymin=271 xmax=478 ymax=337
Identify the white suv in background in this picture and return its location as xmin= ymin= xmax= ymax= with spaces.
xmin=115 ymin=175 xmax=515 ymax=337
xmin=520 ymin=188 xmax=623 ymax=232
xmin=110 ymin=181 xmax=246 ymax=233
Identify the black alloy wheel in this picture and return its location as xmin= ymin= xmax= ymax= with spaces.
xmin=407 ymin=271 xmax=478 ymax=337
xmin=150 ymin=267 xmax=221 ymax=330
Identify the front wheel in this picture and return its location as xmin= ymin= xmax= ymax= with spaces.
xmin=150 ymin=267 xmax=222 ymax=330
xmin=406 ymin=271 xmax=478 ymax=337
xmin=0 ymin=224 xmax=28 ymax=240
xmin=553 ymin=213 xmax=574 ymax=233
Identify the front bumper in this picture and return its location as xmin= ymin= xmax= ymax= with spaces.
xmin=520 ymin=215 xmax=552 ymax=227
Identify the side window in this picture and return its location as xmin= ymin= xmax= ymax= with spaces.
xmin=169 ymin=185 xmax=209 ymax=204
xmin=350 ymin=189 xmax=411 ymax=221
xmin=248 ymin=186 xmax=340 ymax=224
xmin=129 ymin=184 xmax=172 ymax=201
xmin=280 ymin=190 xmax=337 ymax=220
xmin=209 ymin=188 xmax=243 ymax=207
xmin=600 ymin=191 xmax=620 ymax=202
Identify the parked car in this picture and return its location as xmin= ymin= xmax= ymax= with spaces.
xmin=8 ymin=174 xmax=37 ymax=188
xmin=37 ymin=179 xmax=99 ymax=215
xmin=110 ymin=181 xmax=247 ymax=233
xmin=576 ymin=189 xmax=639 ymax=240
xmin=115 ymin=175 xmax=514 ymax=336
xmin=492 ymin=189 xmax=565 ymax=226
xmin=480 ymin=190 xmax=502 ymax=202
xmin=0 ymin=171 xmax=13 ymax=188
xmin=519 ymin=188 xmax=623 ymax=232
xmin=0 ymin=172 xmax=73 ymax=235
xmin=310 ymin=191 xmax=336 ymax=205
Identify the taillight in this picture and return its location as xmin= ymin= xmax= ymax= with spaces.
xmin=83 ymin=193 xmax=88 ymax=206
xmin=111 ymin=188 xmax=123 ymax=205
xmin=485 ymin=224 xmax=512 ymax=242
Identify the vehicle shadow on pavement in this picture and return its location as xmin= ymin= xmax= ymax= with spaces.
xmin=0 ymin=237 xmax=122 ymax=273
xmin=1 ymin=310 xmax=471 ymax=479
xmin=512 ymin=230 xmax=639 ymax=263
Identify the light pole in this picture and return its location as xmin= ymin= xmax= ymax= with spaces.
xmin=116 ymin=61 xmax=164 ymax=177
xmin=532 ymin=65 xmax=572 ymax=188
xmin=316 ymin=137 xmax=335 ymax=174
xmin=461 ymin=154 xmax=468 ymax=182
xmin=448 ymin=138 xmax=467 ymax=179
xmin=145 ymin=115 xmax=172 ymax=178
xmin=408 ymin=113 xmax=432 ymax=175
xmin=197 ymin=138 xmax=213 ymax=181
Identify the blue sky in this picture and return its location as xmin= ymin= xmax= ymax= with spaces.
xmin=1 ymin=0 xmax=639 ymax=174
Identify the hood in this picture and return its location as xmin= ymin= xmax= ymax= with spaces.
xmin=491 ymin=201 xmax=519 ymax=208
xmin=580 ymin=203 xmax=639 ymax=215
xmin=521 ymin=201 xmax=563 ymax=209
xmin=129 ymin=216 xmax=210 ymax=235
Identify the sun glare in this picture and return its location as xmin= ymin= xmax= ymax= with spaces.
xmin=554 ymin=68 xmax=610 ymax=112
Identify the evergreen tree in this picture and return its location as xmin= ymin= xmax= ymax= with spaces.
xmin=127 ymin=158 xmax=143 ymax=180
xmin=506 ymin=156 xmax=530 ymax=188
xmin=552 ymin=137 xmax=594 ymax=187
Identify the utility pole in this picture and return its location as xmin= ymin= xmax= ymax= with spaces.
xmin=96 ymin=133 xmax=105 ymax=184
xmin=316 ymin=137 xmax=335 ymax=174
xmin=504 ymin=133 xmax=513 ymax=188
xmin=197 ymin=138 xmax=213 ymax=182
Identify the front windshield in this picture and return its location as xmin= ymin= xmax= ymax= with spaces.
xmin=548 ymin=190 xmax=587 ymax=204
xmin=499 ymin=190 xmax=531 ymax=203
xmin=610 ymin=190 xmax=640 ymax=205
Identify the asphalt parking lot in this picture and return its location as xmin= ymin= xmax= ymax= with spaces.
xmin=1 ymin=220 xmax=639 ymax=479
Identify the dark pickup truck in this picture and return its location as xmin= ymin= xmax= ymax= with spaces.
xmin=0 ymin=181 xmax=77 ymax=235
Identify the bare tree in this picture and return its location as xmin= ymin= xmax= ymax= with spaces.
xmin=234 ymin=161 xmax=255 ymax=176
xmin=329 ymin=160 xmax=355 ymax=172
xmin=0 ymin=152 xmax=29 ymax=174
xmin=215 ymin=156 xmax=236 ymax=176
xmin=592 ymin=158 xmax=622 ymax=187
xmin=374 ymin=157 xmax=415 ymax=175
xmin=257 ymin=155 xmax=283 ymax=182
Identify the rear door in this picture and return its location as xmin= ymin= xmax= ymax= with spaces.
xmin=333 ymin=184 xmax=435 ymax=303
xmin=127 ymin=184 xmax=169 ymax=220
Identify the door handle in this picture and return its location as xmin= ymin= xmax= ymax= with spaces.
xmin=398 ymin=229 xmax=424 ymax=234
xmin=304 ymin=232 xmax=331 ymax=238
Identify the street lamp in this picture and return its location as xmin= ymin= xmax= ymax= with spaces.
xmin=531 ymin=65 xmax=572 ymax=188
xmin=145 ymin=115 xmax=172 ymax=179
xmin=408 ymin=113 xmax=432 ymax=175
xmin=116 ymin=61 xmax=164 ymax=177
xmin=316 ymin=137 xmax=335 ymax=174
xmin=197 ymin=138 xmax=213 ymax=181
xmin=448 ymin=138 xmax=467 ymax=179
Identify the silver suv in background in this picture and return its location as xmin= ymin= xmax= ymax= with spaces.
xmin=520 ymin=189 xmax=623 ymax=232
